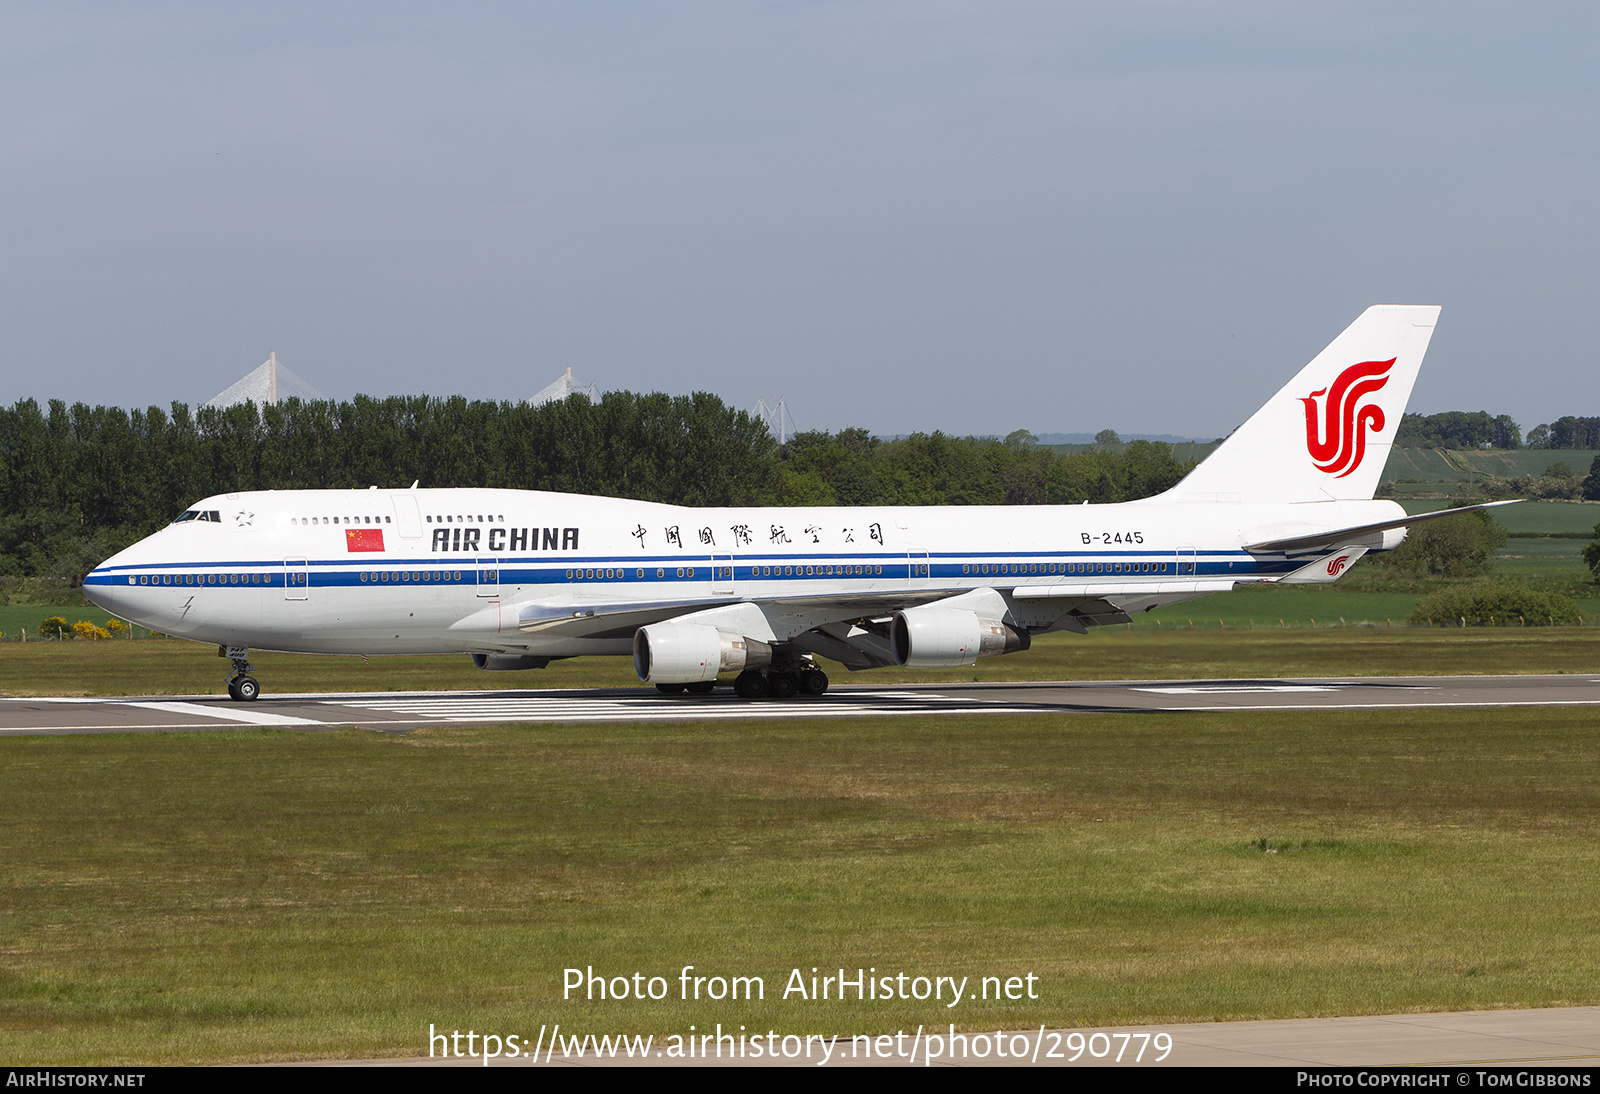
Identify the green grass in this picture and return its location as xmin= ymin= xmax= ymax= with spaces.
xmin=1143 ymin=585 xmax=1422 ymax=628
xmin=1392 ymin=499 xmax=1597 ymax=584
xmin=2 ymin=709 xmax=1599 ymax=1064
xmin=1400 ymin=498 xmax=1600 ymax=534
xmin=1490 ymin=537 xmax=1593 ymax=582
xmin=1383 ymin=449 xmax=1600 ymax=484
xmin=0 ymin=604 xmax=144 ymax=641
xmin=2 ymin=625 xmax=1597 ymax=699
xmin=1041 ymin=444 xmax=1594 ymax=487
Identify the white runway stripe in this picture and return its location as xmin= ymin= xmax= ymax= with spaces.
xmin=323 ymin=691 xmax=1032 ymax=722
xmin=129 ymin=701 xmax=325 ymax=726
xmin=1132 ymin=683 xmax=1433 ymax=695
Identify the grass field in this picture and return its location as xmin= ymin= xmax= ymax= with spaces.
xmin=1037 ymin=444 xmax=1596 ymax=487
xmin=1383 ymin=449 xmax=1600 ymax=485
xmin=1400 ymin=498 xmax=1600 ymax=534
xmin=1491 ymin=537 xmax=1595 ymax=582
xmin=0 ymin=603 xmax=144 ymax=641
xmin=1 ymin=626 xmax=1597 ymax=698
xmin=1392 ymin=498 xmax=1598 ymax=586
xmin=1143 ymin=585 xmax=1425 ymax=628
xmin=2 ymin=708 xmax=1598 ymax=1064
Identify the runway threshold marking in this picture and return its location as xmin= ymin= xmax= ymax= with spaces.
xmin=1131 ymin=683 xmax=1438 ymax=695
xmin=1142 ymin=699 xmax=1600 ymax=712
xmin=127 ymin=701 xmax=326 ymax=726
xmin=324 ymin=691 xmax=1042 ymax=723
xmin=1135 ymin=685 xmax=1341 ymax=694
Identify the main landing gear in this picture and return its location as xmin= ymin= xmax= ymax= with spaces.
xmin=736 ymin=665 xmax=832 ymax=700
xmin=733 ymin=665 xmax=829 ymax=699
xmin=653 ymin=666 xmax=829 ymax=700
xmin=221 ymin=645 xmax=260 ymax=702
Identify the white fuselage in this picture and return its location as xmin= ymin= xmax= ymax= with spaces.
xmin=83 ymin=486 xmax=1400 ymax=661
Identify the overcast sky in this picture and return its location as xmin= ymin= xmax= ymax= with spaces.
xmin=3 ymin=3 xmax=1596 ymax=439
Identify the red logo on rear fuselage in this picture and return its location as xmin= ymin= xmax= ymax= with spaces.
xmin=1301 ymin=358 xmax=1395 ymax=478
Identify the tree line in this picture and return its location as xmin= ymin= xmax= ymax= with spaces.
xmin=0 ymin=394 xmax=1194 ymax=579
xmin=1525 ymin=417 xmax=1600 ymax=450
xmin=1479 ymin=458 xmax=1600 ymax=502
xmin=1396 ymin=411 xmax=1521 ymax=449
xmin=1397 ymin=410 xmax=1600 ymax=450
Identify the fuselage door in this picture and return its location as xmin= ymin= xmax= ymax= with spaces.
xmin=907 ymin=549 xmax=929 ymax=585
xmin=476 ymin=556 xmax=499 ymax=597
xmin=1177 ymin=545 xmax=1196 ymax=575
xmin=391 ymin=494 xmax=423 ymax=539
xmin=285 ymin=557 xmax=309 ymax=600
xmin=713 ymin=554 xmax=734 ymax=595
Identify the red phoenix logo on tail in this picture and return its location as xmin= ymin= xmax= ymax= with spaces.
xmin=1301 ymin=358 xmax=1396 ymax=478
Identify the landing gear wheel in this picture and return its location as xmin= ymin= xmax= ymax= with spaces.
xmin=734 ymin=671 xmax=767 ymax=699
xmin=766 ymin=673 xmax=798 ymax=699
xmin=656 ymin=682 xmax=687 ymax=694
xmin=800 ymin=670 xmax=829 ymax=696
xmin=685 ymin=680 xmax=716 ymax=694
xmin=223 ymin=647 xmax=258 ymax=702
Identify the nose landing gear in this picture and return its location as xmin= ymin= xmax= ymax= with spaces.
xmin=221 ymin=645 xmax=260 ymax=701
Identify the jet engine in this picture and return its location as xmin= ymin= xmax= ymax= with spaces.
xmin=633 ymin=622 xmax=773 ymax=684
xmin=890 ymin=605 xmax=1029 ymax=669
xmin=471 ymin=653 xmax=555 ymax=670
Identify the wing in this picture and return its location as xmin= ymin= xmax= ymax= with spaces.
xmin=503 ymin=587 xmax=966 ymax=642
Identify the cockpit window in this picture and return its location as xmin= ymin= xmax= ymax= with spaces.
xmin=172 ymin=510 xmax=200 ymax=523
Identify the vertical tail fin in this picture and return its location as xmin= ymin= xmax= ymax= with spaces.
xmin=1165 ymin=305 xmax=1440 ymax=503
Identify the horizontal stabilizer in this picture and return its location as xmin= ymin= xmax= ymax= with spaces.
xmin=1244 ymin=500 xmax=1521 ymax=555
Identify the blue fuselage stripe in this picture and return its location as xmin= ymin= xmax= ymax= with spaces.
xmin=85 ymin=549 xmax=1300 ymax=588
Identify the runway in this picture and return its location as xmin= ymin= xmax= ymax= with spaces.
xmin=3 ymin=673 xmax=1598 ymax=735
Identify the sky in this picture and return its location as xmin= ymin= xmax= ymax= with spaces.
xmin=3 ymin=2 xmax=1597 ymax=439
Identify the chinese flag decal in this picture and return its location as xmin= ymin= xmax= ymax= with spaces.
xmin=346 ymin=528 xmax=385 ymax=552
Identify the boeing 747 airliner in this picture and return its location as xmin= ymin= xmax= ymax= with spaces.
xmin=84 ymin=306 xmax=1506 ymax=701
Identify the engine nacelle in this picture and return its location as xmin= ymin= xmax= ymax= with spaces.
xmin=632 ymin=622 xmax=773 ymax=684
xmin=471 ymin=653 xmax=553 ymax=670
xmin=890 ymin=606 xmax=1029 ymax=668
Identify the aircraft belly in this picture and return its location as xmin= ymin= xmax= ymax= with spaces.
xmin=88 ymin=586 xmax=278 ymax=643
xmin=277 ymin=587 xmax=491 ymax=654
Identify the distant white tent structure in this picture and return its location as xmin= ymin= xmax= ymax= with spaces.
xmin=753 ymin=395 xmax=797 ymax=444
xmin=530 ymin=367 xmax=599 ymax=407
xmin=206 ymin=353 xmax=324 ymax=409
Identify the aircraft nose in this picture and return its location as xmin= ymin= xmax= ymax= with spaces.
xmin=82 ymin=563 xmax=132 ymax=614
xmin=82 ymin=544 xmax=149 ymax=618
